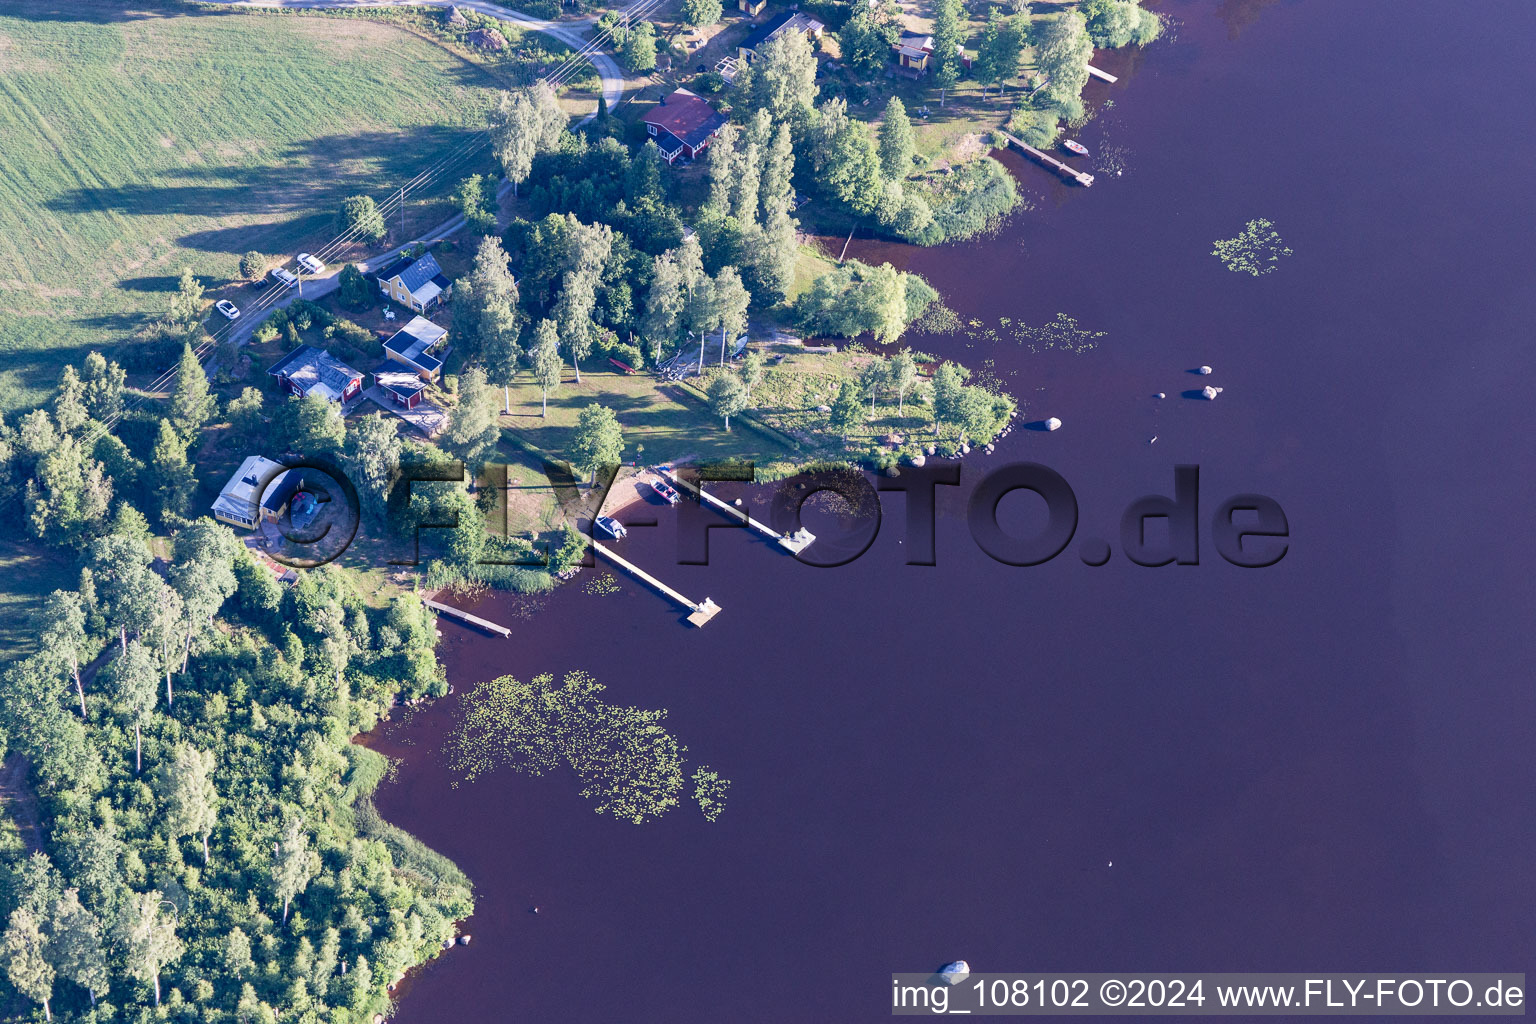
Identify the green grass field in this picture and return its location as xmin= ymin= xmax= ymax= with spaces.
xmin=0 ymin=0 xmax=509 ymax=413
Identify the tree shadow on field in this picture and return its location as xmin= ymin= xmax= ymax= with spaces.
xmin=42 ymin=125 xmax=487 ymax=255
xmin=3 ymin=0 xmax=243 ymax=25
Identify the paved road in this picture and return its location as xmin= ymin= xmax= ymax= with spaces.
xmin=211 ymin=0 xmax=623 ymax=344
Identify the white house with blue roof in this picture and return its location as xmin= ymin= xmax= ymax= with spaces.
xmin=377 ymin=250 xmax=453 ymax=313
xmin=383 ymin=316 xmax=450 ymax=383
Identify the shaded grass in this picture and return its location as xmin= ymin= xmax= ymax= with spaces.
xmin=0 ymin=535 xmax=80 ymax=658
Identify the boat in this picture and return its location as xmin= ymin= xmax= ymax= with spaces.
xmin=1063 ymin=139 xmax=1089 ymax=156
xmin=594 ymin=516 xmax=627 ymax=540
xmin=650 ymin=479 xmax=681 ymax=506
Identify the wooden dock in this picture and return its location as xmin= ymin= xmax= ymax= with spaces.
xmin=423 ymin=598 xmax=512 ymax=638
xmin=1086 ymin=64 xmax=1118 ymax=84
xmin=591 ymin=541 xmax=722 ymax=627
xmin=657 ymin=468 xmax=816 ymax=555
xmin=1000 ymin=133 xmax=1095 ymax=187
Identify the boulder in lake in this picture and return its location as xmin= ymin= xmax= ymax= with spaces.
xmin=1198 ymin=365 xmax=1213 ymax=375
xmin=938 ymin=960 xmax=971 ymax=985
xmin=1045 ymin=416 xmax=1062 ymax=431
xmin=908 ymin=453 xmax=926 ymax=467
xmin=1201 ymin=385 xmax=1221 ymax=400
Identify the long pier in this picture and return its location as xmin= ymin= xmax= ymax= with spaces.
xmin=1086 ymin=64 xmax=1118 ymax=83
xmin=591 ymin=540 xmax=722 ymax=627
xmin=657 ymin=468 xmax=816 ymax=554
xmin=422 ymin=598 xmax=512 ymax=638
xmin=1000 ymin=133 xmax=1095 ymax=187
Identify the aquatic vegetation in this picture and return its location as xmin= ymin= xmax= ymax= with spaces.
xmin=692 ymin=766 xmax=731 ymax=822
xmin=448 ymin=670 xmax=722 ymax=825
xmin=1212 ymin=218 xmax=1293 ymax=276
xmin=583 ymin=572 xmax=622 ymax=596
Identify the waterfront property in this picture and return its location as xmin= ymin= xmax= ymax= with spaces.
xmin=211 ymin=455 xmax=304 ymax=529
xmin=267 ymin=344 xmax=366 ymax=403
xmin=641 ymin=90 xmax=729 ymax=165
xmin=737 ymin=11 xmax=824 ymax=61
xmin=383 ymin=315 xmax=450 ymax=382
xmin=377 ymin=250 xmax=453 ymax=313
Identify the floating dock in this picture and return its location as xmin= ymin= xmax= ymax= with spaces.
xmin=591 ymin=540 xmax=722 ymax=627
xmin=1086 ymin=64 xmax=1118 ymax=84
xmin=423 ymin=598 xmax=512 ymax=638
xmin=657 ymin=468 xmax=816 ymax=554
xmin=1000 ymin=133 xmax=1095 ymax=187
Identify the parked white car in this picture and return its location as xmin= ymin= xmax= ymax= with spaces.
xmin=269 ymin=267 xmax=298 ymax=288
xmin=296 ymin=253 xmax=325 ymax=274
xmin=215 ymin=300 xmax=240 ymax=320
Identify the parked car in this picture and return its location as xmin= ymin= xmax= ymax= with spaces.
xmin=296 ymin=253 xmax=325 ymax=274
xmin=594 ymin=516 xmax=627 ymax=540
xmin=650 ymin=479 xmax=680 ymax=506
xmin=269 ymin=267 xmax=298 ymax=288
xmin=215 ymin=300 xmax=240 ymax=320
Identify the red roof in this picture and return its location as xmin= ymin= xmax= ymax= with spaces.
xmin=641 ymin=90 xmax=727 ymax=148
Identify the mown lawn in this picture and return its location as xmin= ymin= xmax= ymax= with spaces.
xmin=0 ymin=0 xmax=508 ymax=413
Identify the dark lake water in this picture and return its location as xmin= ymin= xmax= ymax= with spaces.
xmin=369 ymin=2 xmax=1536 ymax=1019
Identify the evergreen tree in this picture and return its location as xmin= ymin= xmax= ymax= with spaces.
xmin=167 ymin=268 xmax=204 ymax=325
xmin=877 ymin=96 xmax=916 ymax=179
xmin=169 ymin=343 xmax=215 ymax=439
xmin=53 ymin=365 xmax=90 ymax=435
xmin=150 ymin=418 xmax=195 ymax=527
xmin=457 ymin=236 xmax=524 ymax=391
xmin=80 ymin=351 xmax=127 ymax=424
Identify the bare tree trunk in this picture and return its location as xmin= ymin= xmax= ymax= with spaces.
xmin=571 ymin=354 xmax=581 ymax=384
xmin=203 ymin=832 xmax=210 ymax=865
xmin=720 ymin=325 xmax=728 ymax=367
xmin=153 ymin=973 xmax=160 ymax=1007
xmin=74 ymin=659 xmax=85 ymax=716
xmin=182 ymin=630 xmax=191 ymax=672
xmin=166 ymin=670 xmax=173 ymax=707
xmin=120 ymin=626 xmax=126 ymax=653
xmin=283 ymin=897 xmax=291 ymax=924
xmin=503 ymin=386 xmax=510 ymax=413
xmin=541 ymin=388 xmax=548 ymax=417
xmin=135 ymin=723 xmax=142 ymax=774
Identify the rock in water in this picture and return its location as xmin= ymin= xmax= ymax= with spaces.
xmin=1201 ymin=385 xmax=1221 ymax=400
xmin=939 ymin=961 xmax=971 ymax=985
xmin=1198 ymin=365 xmax=1213 ymax=375
xmin=1045 ymin=417 xmax=1062 ymax=431
xmin=1155 ymin=392 xmax=1166 ymax=399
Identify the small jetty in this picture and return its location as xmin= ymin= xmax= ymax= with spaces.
xmin=1086 ymin=63 xmax=1119 ymax=83
xmin=591 ymin=540 xmax=722 ymax=627
xmin=1001 ymin=132 xmax=1095 ymax=187
xmin=422 ymin=598 xmax=512 ymax=638
xmin=656 ymin=467 xmax=816 ymax=555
